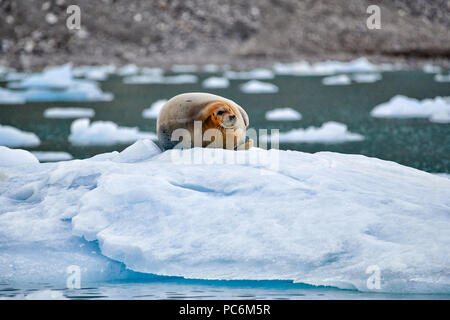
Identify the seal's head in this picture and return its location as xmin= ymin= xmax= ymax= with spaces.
xmin=205 ymin=102 xmax=238 ymax=129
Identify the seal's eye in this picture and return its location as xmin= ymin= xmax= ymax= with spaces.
xmin=217 ymin=110 xmax=225 ymax=116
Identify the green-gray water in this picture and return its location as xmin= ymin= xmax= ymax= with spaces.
xmin=1 ymin=71 xmax=449 ymax=173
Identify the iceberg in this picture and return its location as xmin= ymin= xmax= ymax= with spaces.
xmin=275 ymin=121 xmax=364 ymax=143
xmin=117 ymin=64 xmax=139 ymax=76
xmin=6 ymin=64 xmax=113 ymax=102
xmin=224 ymin=69 xmax=275 ymax=80
xmin=273 ymin=58 xmax=397 ymax=76
xmin=44 ymin=107 xmax=95 ymax=119
xmin=0 ymin=124 xmax=41 ymax=148
xmin=123 ymin=74 xmax=198 ymax=84
xmin=68 ymin=118 xmax=157 ymax=146
xmin=434 ymin=74 xmax=450 ymax=83
xmin=370 ymin=95 xmax=450 ymax=122
xmin=142 ymin=99 xmax=168 ymax=119
xmin=352 ymin=73 xmax=382 ymax=83
xmin=0 ymin=143 xmax=449 ymax=294
xmin=202 ymin=77 xmax=230 ymax=89
xmin=72 ymin=65 xmax=116 ymax=81
xmin=0 ymin=87 xmax=25 ymax=104
xmin=240 ymin=80 xmax=279 ymax=94
xmin=321 ymin=74 xmax=352 ymax=86
xmin=265 ymin=108 xmax=302 ymax=121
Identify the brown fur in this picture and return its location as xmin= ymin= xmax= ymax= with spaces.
xmin=157 ymin=93 xmax=252 ymax=150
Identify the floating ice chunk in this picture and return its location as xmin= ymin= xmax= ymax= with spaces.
xmin=422 ymin=64 xmax=442 ymax=74
xmin=32 ymin=151 xmax=73 ymax=162
xmin=171 ymin=65 xmax=199 ymax=73
xmin=0 ymin=146 xmax=39 ymax=167
xmin=142 ymin=99 xmax=168 ymax=119
xmin=0 ymin=125 xmax=40 ymax=148
xmin=352 ymin=73 xmax=382 ymax=83
xmin=370 ymin=95 xmax=450 ymax=121
xmin=265 ymin=108 xmax=302 ymax=121
xmin=20 ymin=82 xmax=113 ymax=102
xmin=321 ymin=74 xmax=352 ymax=86
xmin=224 ymin=69 xmax=274 ymax=80
xmin=72 ymin=65 xmax=116 ymax=81
xmin=429 ymin=111 xmax=450 ymax=124
xmin=276 ymin=121 xmax=364 ymax=143
xmin=141 ymin=67 xmax=164 ymax=76
xmin=434 ymin=74 xmax=450 ymax=83
xmin=434 ymin=173 xmax=450 ymax=179
xmin=123 ymin=74 xmax=198 ymax=84
xmin=113 ymin=139 xmax=161 ymax=163
xmin=274 ymin=58 xmax=396 ymax=76
xmin=202 ymin=77 xmax=230 ymax=89
xmin=8 ymin=64 xmax=74 ymax=90
xmin=117 ymin=64 xmax=139 ymax=76
xmin=240 ymin=80 xmax=279 ymax=94
xmin=68 ymin=118 xmax=157 ymax=146
xmin=44 ymin=107 xmax=95 ymax=119
xmin=0 ymin=87 xmax=25 ymax=104
xmin=202 ymin=64 xmax=221 ymax=73
xmin=25 ymin=290 xmax=68 ymax=300
xmin=6 ymin=64 xmax=113 ymax=102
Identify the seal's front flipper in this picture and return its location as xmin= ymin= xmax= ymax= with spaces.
xmin=236 ymin=139 xmax=254 ymax=150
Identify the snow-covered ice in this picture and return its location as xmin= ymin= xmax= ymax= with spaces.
xmin=72 ymin=65 xmax=116 ymax=81
xmin=224 ymin=69 xmax=274 ymax=80
xmin=240 ymin=80 xmax=279 ymax=94
xmin=68 ymin=118 xmax=157 ymax=146
xmin=273 ymin=58 xmax=397 ymax=76
xmin=0 ymin=125 xmax=40 ymax=148
xmin=142 ymin=99 xmax=168 ymax=119
xmin=44 ymin=107 xmax=95 ymax=119
xmin=0 ymin=143 xmax=449 ymax=294
xmin=117 ymin=64 xmax=140 ymax=76
xmin=202 ymin=77 xmax=230 ymax=89
xmin=422 ymin=64 xmax=442 ymax=74
xmin=265 ymin=108 xmax=302 ymax=121
xmin=434 ymin=74 xmax=450 ymax=83
xmin=352 ymin=73 xmax=382 ymax=83
xmin=6 ymin=64 xmax=113 ymax=102
xmin=370 ymin=95 xmax=450 ymax=123
xmin=32 ymin=151 xmax=73 ymax=162
xmin=275 ymin=121 xmax=364 ymax=143
xmin=123 ymin=74 xmax=198 ymax=84
xmin=321 ymin=74 xmax=352 ymax=86
xmin=0 ymin=146 xmax=38 ymax=166
xmin=0 ymin=87 xmax=25 ymax=104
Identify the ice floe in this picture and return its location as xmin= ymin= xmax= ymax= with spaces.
xmin=72 ymin=65 xmax=116 ymax=81
xmin=273 ymin=58 xmax=397 ymax=76
xmin=321 ymin=74 xmax=352 ymax=86
xmin=171 ymin=65 xmax=199 ymax=73
xmin=0 ymin=125 xmax=40 ymax=148
xmin=44 ymin=107 xmax=95 ymax=119
xmin=275 ymin=121 xmax=364 ymax=143
xmin=265 ymin=108 xmax=302 ymax=121
xmin=0 ymin=143 xmax=449 ymax=294
xmin=202 ymin=77 xmax=230 ymax=89
xmin=352 ymin=73 xmax=382 ymax=83
xmin=224 ymin=69 xmax=275 ymax=80
xmin=142 ymin=99 xmax=168 ymax=119
xmin=434 ymin=74 xmax=450 ymax=83
xmin=370 ymin=95 xmax=450 ymax=123
xmin=123 ymin=74 xmax=198 ymax=84
xmin=68 ymin=118 xmax=157 ymax=146
xmin=6 ymin=64 xmax=113 ymax=102
xmin=240 ymin=80 xmax=279 ymax=94
xmin=0 ymin=87 xmax=25 ymax=104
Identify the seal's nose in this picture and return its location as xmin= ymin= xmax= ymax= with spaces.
xmin=229 ymin=115 xmax=236 ymax=120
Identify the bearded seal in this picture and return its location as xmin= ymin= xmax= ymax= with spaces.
xmin=156 ymin=92 xmax=253 ymax=150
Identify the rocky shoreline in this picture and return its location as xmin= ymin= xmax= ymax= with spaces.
xmin=1 ymin=0 xmax=449 ymax=70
